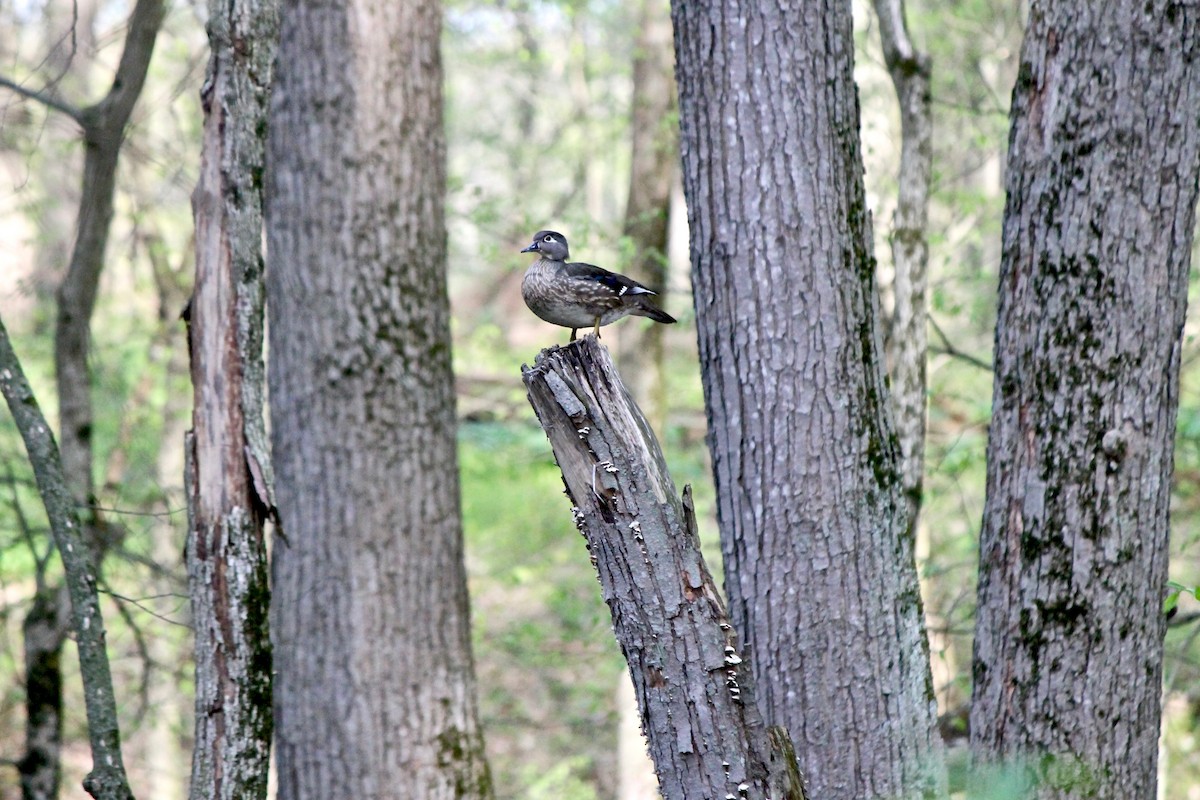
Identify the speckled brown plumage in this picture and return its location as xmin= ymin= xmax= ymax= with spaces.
xmin=520 ymin=230 xmax=676 ymax=341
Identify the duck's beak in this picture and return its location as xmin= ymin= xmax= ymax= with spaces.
xmin=520 ymin=242 xmax=539 ymax=253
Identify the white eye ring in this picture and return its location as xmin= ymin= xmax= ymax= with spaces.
xmin=543 ymin=235 xmax=554 ymax=243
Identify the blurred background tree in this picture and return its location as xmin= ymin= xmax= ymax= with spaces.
xmin=2 ymin=0 xmax=1200 ymax=798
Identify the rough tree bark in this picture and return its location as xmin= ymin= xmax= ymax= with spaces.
xmin=523 ymin=338 xmax=806 ymax=800
xmin=1 ymin=3 xmax=164 ymax=796
xmin=670 ymin=2 xmax=944 ymax=798
xmin=872 ymin=0 xmax=932 ymax=531
xmin=183 ymin=0 xmax=278 ymax=791
xmin=266 ymin=1 xmax=493 ymax=797
xmin=616 ymin=0 xmax=677 ymax=426
xmin=970 ymin=4 xmax=1200 ymax=798
xmin=0 ymin=317 xmax=135 ymax=800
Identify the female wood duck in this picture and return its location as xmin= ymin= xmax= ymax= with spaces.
xmin=520 ymin=230 xmax=676 ymax=341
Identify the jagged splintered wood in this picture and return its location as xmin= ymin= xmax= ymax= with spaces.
xmin=183 ymin=0 xmax=277 ymax=789
xmin=523 ymin=337 xmax=806 ymax=800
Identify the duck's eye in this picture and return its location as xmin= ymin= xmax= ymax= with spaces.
xmin=543 ymin=235 xmax=554 ymax=243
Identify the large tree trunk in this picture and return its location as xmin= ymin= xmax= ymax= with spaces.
xmin=266 ymin=1 xmax=493 ymax=797
xmin=970 ymin=4 xmax=1200 ymax=798
xmin=670 ymin=2 xmax=944 ymax=798
xmin=183 ymin=0 xmax=278 ymax=791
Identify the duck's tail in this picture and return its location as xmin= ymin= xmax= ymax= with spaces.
xmin=633 ymin=301 xmax=676 ymax=325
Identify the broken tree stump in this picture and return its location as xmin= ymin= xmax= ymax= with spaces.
xmin=522 ymin=336 xmax=806 ymax=800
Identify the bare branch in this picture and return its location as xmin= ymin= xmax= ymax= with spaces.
xmin=0 ymin=75 xmax=84 ymax=123
xmin=0 ymin=315 xmax=136 ymax=800
xmin=99 ymin=587 xmax=192 ymax=629
xmin=84 ymin=0 xmax=167 ymax=130
xmin=2 ymin=462 xmax=53 ymax=578
xmin=929 ymin=315 xmax=993 ymax=372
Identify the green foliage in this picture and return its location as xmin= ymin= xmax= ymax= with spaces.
xmin=460 ymin=419 xmax=626 ymax=798
xmin=518 ymin=756 xmax=602 ymax=800
xmin=1165 ymin=581 xmax=1198 ymax=615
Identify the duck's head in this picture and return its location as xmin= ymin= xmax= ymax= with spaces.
xmin=520 ymin=230 xmax=570 ymax=261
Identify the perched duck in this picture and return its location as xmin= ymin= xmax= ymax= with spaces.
xmin=520 ymin=230 xmax=676 ymax=341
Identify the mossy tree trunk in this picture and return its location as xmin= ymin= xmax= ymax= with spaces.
xmin=183 ymin=0 xmax=278 ymax=791
xmin=265 ymin=1 xmax=493 ymax=797
xmin=670 ymin=1 xmax=945 ymax=797
xmin=970 ymin=4 xmax=1200 ymax=798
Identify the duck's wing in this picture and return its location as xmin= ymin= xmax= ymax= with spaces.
xmin=564 ymin=261 xmax=657 ymax=297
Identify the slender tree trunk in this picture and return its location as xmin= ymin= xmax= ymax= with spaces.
xmin=670 ymin=2 xmax=944 ymax=798
xmin=970 ymin=4 xmax=1200 ymax=798
xmin=0 ymin=317 xmax=135 ymax=800
xmin=872 ymin=0 xmax=932 ymax=531
xmin=524 ymin=339 xmax=806 ymax=800
xmin=266 ymin=1 xmax=493 ymax=797
xmin=183 ymin=0 xmax=278 ymax=792
xmin=17 ymin=585 xmax=66 ymax=800
xmin=616 ymin=0 xmax=676 ymax=426
xmin=55 ymin=0 xmax=165 ymax=525
xmin=2 ymin=3 xmax=164 ymax=796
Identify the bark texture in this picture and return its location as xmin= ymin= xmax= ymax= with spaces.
xmin=616 ymin=0 xmax=677 ymax=425
xmin=0 ymin=317 xmax=135 ymax=800
xmin=970 ymin=4 xmax=1200 ymax=798
xmin=872 ymin=0 xmax=932 ymax=530
xmin=523 ymin=338 xmax=806 ymax=800
xmin=670 ymin=2 xmax=943 ymax=798
xmin=266 ymin=1 xmax=492 ymax=797
xmin=184 ymin=0 xmax=278 ymax=791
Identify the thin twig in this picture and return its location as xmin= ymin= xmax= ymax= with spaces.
xmin=1168 ymin=611 xmax=1200 ymax=628
xmin=98 ymin=587 xmax=192 ymax=627
xmin=103 ymin=586 xmax=156 ymax=722
xmin=929 ymin=314 xmax=993 ymax=372
xmin=86 ymin=504 xmax=186 ymax=518
xmin=3 ymin=462 xmax=53 ymax=579
xmin=0 ymin=75 xmax=84 ymax=124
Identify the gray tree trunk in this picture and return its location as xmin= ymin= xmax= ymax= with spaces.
xmin=616 ymin=0 xmax=676 ymax=427
xmin=970 ymin=4 xmax=1200 ymax=798
xmin=265 ymin=1 xmax=493 ymax=797
xmin=54 ymin=0 xmax=165 ymax=522
xmin=183 ymin=0 xmax=278 ymax=791
xmin=872 ymin=0 xmax=932 ymax=531
xmin=670 ymin=2 xmax=944 ymax=798
xmin=0 ymin=318 xmax=135 ymax=800
xmin=524 ymin=338 xmax=806 ymax=800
